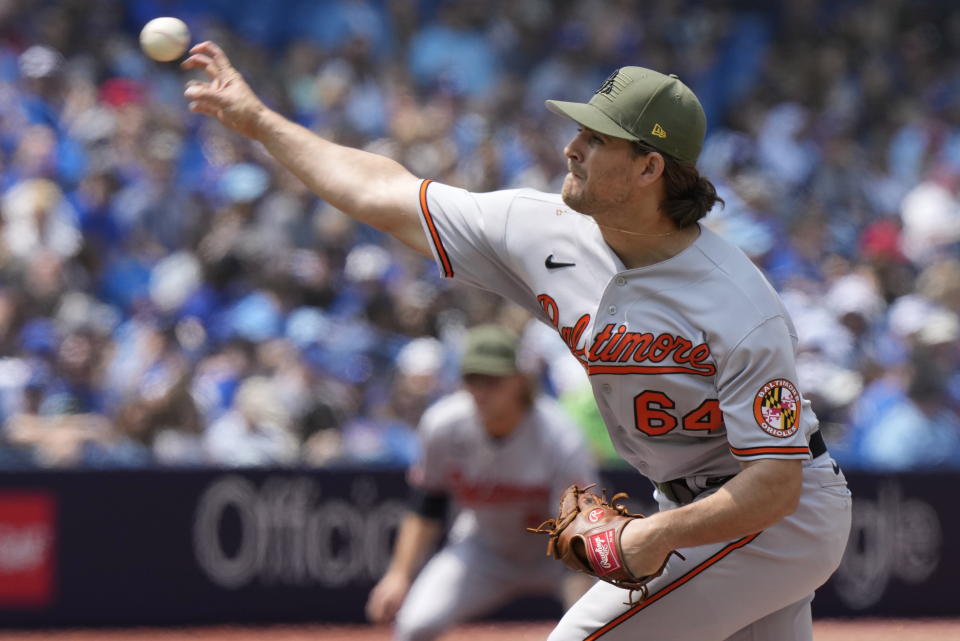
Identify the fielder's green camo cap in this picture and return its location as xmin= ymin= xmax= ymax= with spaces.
xmin=460 ymin=325 xmax=519 ymax=377
xmin=546 ymin=67 xmax=706 ymax=164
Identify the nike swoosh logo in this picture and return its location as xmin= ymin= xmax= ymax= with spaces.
xmin=545 ymin=254 xmax=576 ymax=269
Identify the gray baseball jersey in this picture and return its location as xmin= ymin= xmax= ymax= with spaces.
xmin=417 ymin=181 xmax=815 ymax=482
xmin=415 ymin=180 xmax=852 ymax=640
xmin=395 ymin=391 xmax=597 ymax=641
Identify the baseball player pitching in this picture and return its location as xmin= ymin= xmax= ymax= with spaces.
xmin=184 ymin=41 xmax=852 ymax=640
xmin=365 ymin=324 xmax=598 ymax=640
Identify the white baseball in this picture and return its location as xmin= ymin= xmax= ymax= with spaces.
xmin=139 ymin=17 xmax=190 ymax=62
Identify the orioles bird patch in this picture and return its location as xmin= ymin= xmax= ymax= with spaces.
xmin=753 ymin=378 xmax=801 ymax=437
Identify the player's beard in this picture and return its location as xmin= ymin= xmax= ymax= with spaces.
xmin=562 ymin=171 xmax=629 ymax=217
xmin=561 ymin=171 xmax=591 ymax=214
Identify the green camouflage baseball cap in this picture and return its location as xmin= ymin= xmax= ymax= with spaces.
xmin=460 ymin=325 xmax=519 ymax=377
xmin=546 ymin=67 xmax=706 ymax=164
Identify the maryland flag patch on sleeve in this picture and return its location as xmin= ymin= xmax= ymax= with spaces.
xmin=753 ymin=378 xmax=801 ymax=438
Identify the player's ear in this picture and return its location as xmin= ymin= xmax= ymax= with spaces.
xmin=640 ymin=152 xmax=665 ymax=180
xmin=633 ymin=150 xmax=665 ymax=186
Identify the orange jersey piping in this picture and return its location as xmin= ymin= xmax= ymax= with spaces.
xmin=584 ymin=533 xmax=761 ymax=640
xmin=587 ymin=365 xmax=714 ymax=377
xmin=729 ymin=445 xmax=810 ymax=457
xmin=419 ymin=179 xmax=453 ymax=278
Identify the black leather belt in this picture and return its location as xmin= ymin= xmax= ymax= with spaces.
xmin=655 ymin=430 xmax=828 ymax=505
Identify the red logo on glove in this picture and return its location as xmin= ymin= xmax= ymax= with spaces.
xmin=585 ymin=529 xmax=622 ymax=576
xmin=587 ymin=508 xmax=604 ymax=523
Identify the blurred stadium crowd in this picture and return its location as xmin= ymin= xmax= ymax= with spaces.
xmin=0 ymin=0 xmax=958 ymax=471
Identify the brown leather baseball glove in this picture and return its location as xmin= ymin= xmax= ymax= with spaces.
xmin=527 ymin=484 xmax=677 ymax=600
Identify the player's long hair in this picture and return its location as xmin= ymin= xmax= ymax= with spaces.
xmin=632 ymin=141 xmax=724 ymax=228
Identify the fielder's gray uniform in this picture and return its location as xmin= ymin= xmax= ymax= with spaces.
xmin=416 ymin=180 xmax=852 ymax=641
xmin=396 ymin=390 xmax=597 ymax=641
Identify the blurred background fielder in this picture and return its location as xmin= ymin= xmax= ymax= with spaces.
xmin=365 ymin=324 xmax=597 ymax=640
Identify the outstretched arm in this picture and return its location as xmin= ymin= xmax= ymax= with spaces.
xmin=182 ymin=41 xmax=429 ymax=256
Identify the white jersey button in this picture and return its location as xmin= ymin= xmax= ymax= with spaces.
xmin=607 ymin=305 xmax=617 ymax=315
xmin=601 ymin=383 xmax=612 ymax=394
xmin=615 ymin=276 xmax=626 ymax=286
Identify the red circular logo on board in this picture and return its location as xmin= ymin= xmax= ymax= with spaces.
xmin=588 ymin=508 xmax=604 ymax=523
xmin=753 ymin=378 xmax=802 ymax=437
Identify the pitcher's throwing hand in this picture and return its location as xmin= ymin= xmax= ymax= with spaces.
xmin=182 ymin=41 xmax=265 ymax=139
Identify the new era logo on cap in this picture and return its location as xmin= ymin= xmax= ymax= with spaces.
xmin=651 ymin=124 xmax=667 ymax=139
